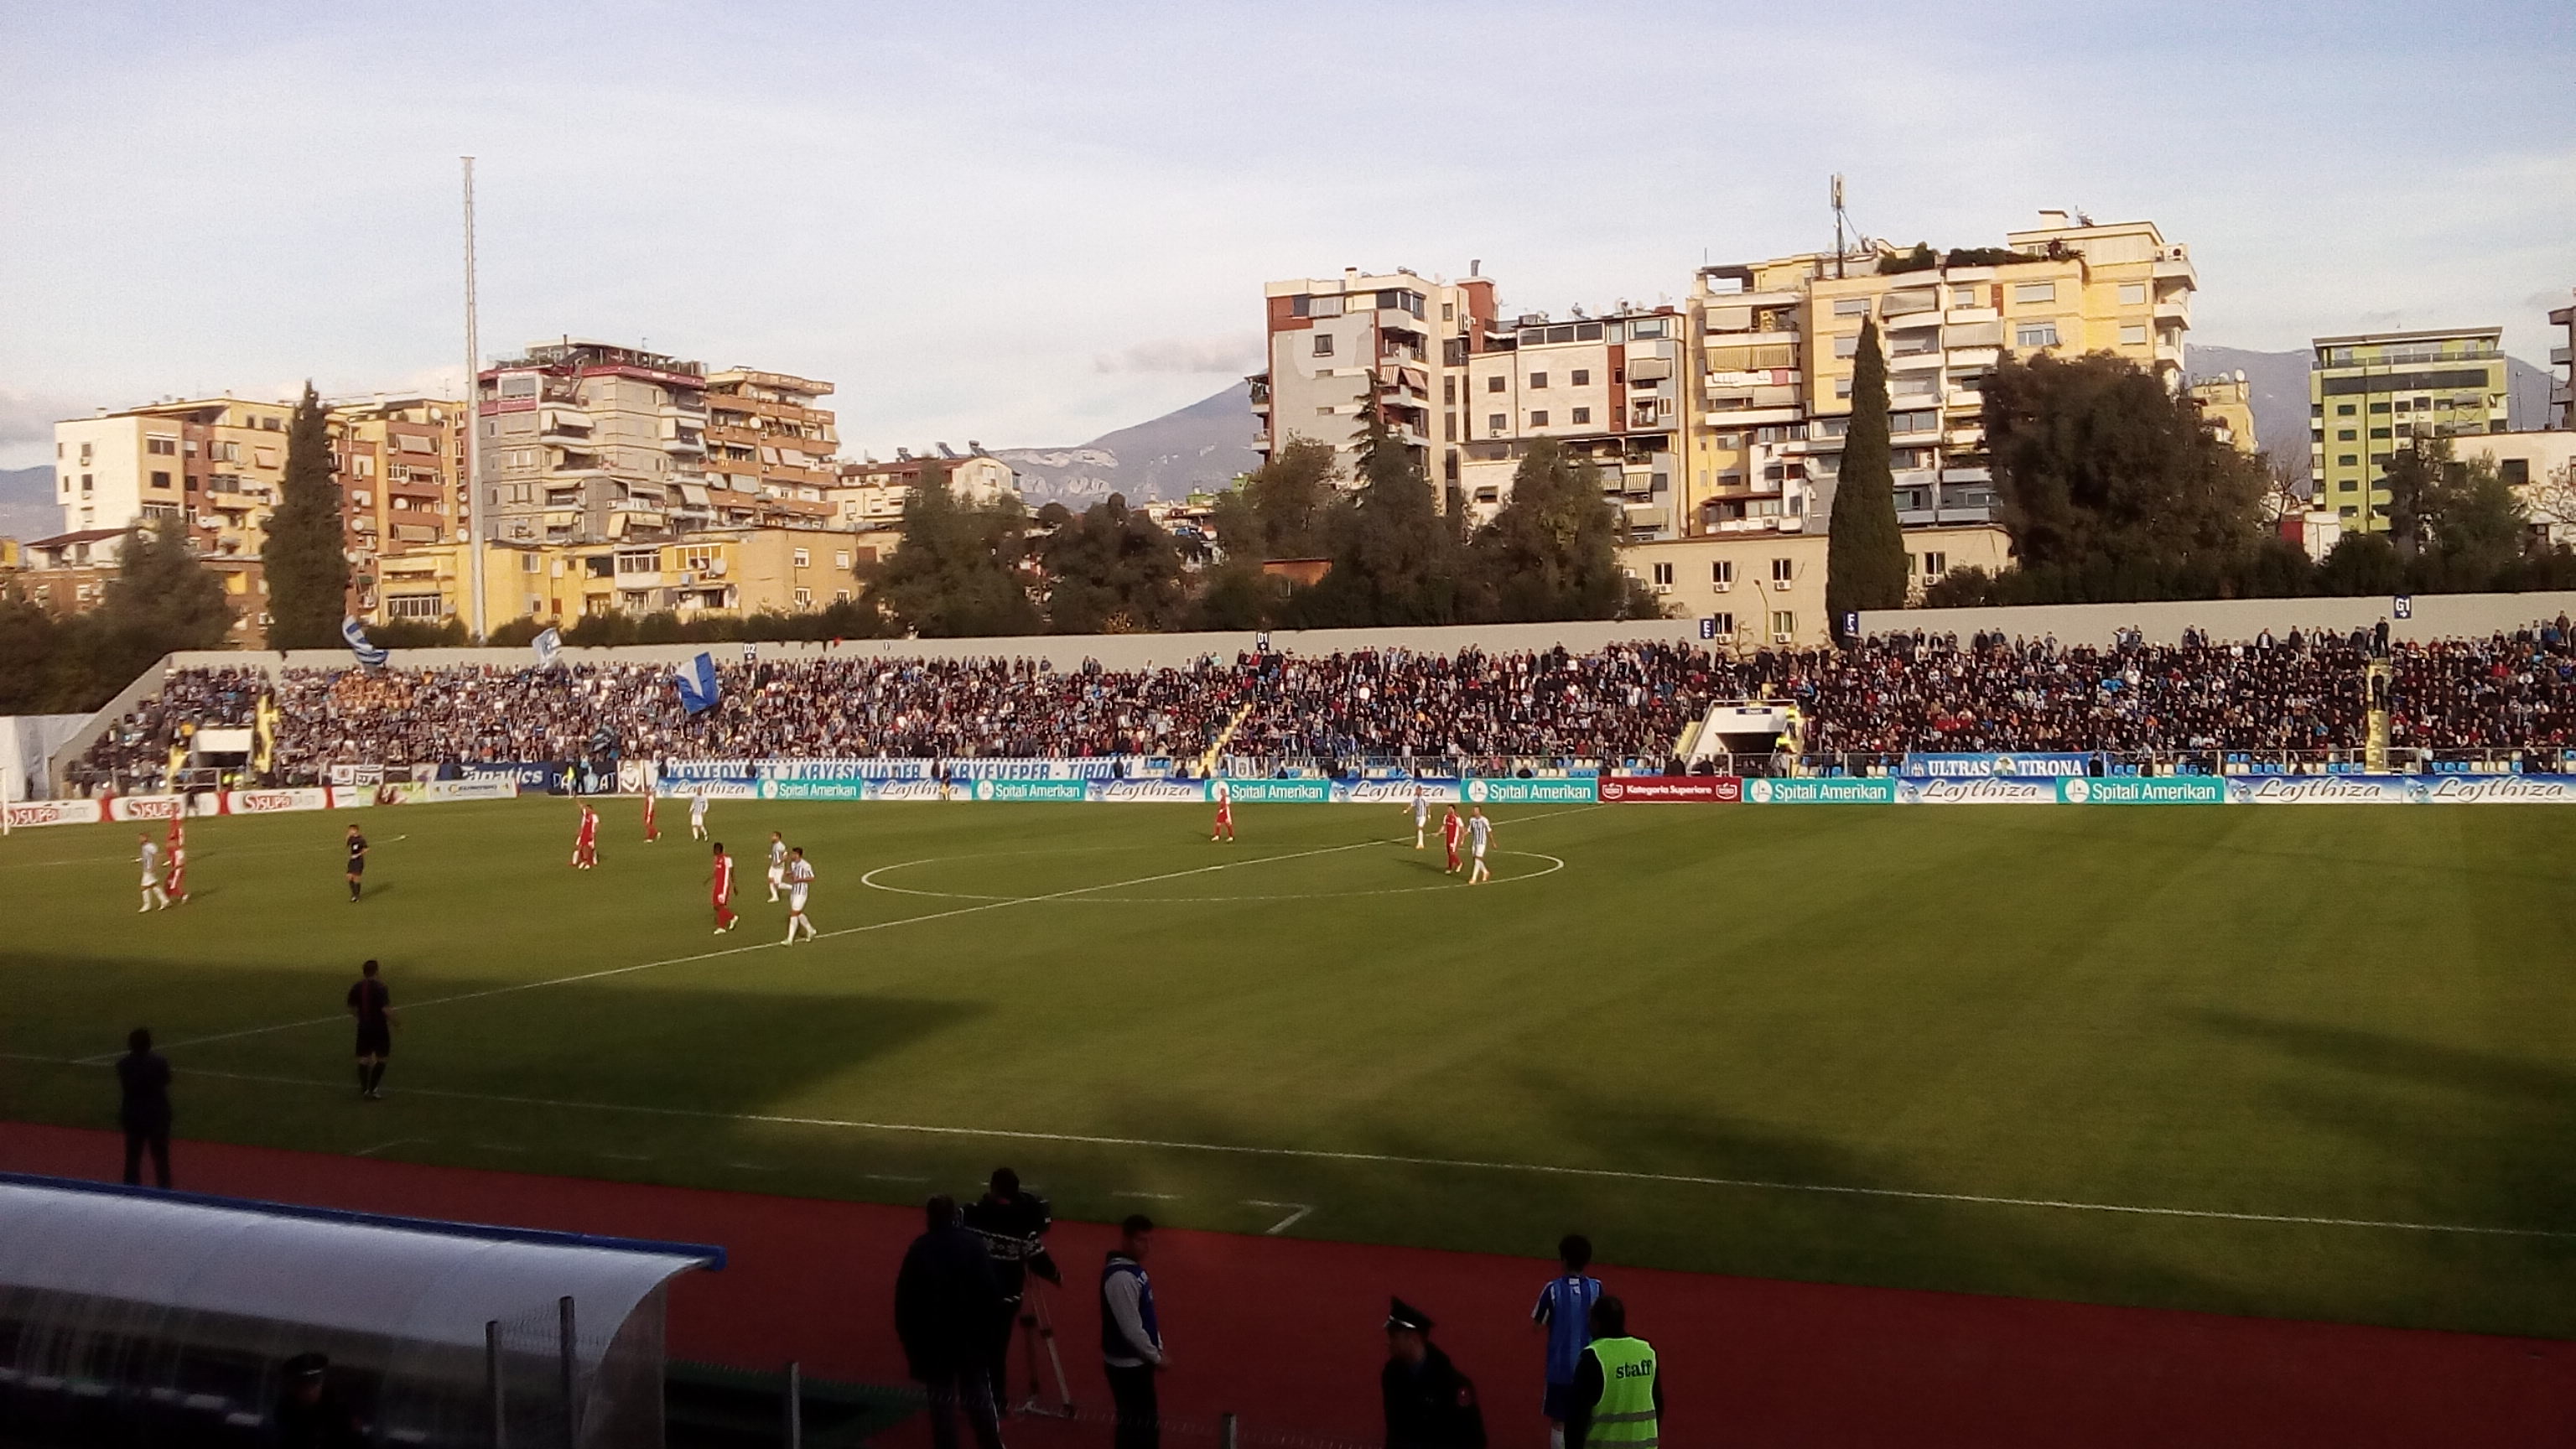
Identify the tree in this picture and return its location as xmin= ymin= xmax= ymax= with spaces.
xmin=261 ymin=383 xmax=350 ymax=648
xmin=2316 ymin=532 xmax=2404 ymax=596
xmin=1239 ymin=438 xmax=1338 ymax=560
xmin=860 ymin=467 xmax=1041 ymax=636
xmin=1982 ymin=351 xmax=2268 ymax=600
xmin=1291 ymin=409 xmax=1458 ymax=627
xmin=1464 ymin=439 xmax=1650 ymax=621
xmin=1037 ymin=494 xmax=1187 ymax=633
xmin=1826 ymin=319 xmax=1909 ymax=638
xmin=0 ymin=588 xmax=65 ymax=714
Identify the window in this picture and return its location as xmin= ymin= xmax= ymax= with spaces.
xmin=2501 ymin=459 xmax=2530 ymax=486
xmin=1309 ymin=296 xmax=1344 ymax=319
xmin=1835 ymin=378 xmax=1853 ymax=399
xmin=792 ymin=548 xmax=811 ymax=568
xmin=1442 ymin=377 xmax=1455 ymax=404
xmin=1832 ymin=298 xmax=1872 ymax=317
xmin=2337 ymin=403 xmax=2355 ymax=416
xmin=2012 ymin=281 xmax=2057 ymax=304
xmin=834 ymin=551 xmax=851 ymax=569
xmin=2370 ymin=428 xmax=2392 ymax=439
xmin=1950 ymin=286 xmax=1981 ymax=308
xmin=1571 ymin=369 xmax=1591 ymax=386
xmin=793 ymin=587 xmax=813 ymax=609
xmin=2015 ymin=323 xmax=2060 ymax=348
xmin=2371 ymin=452 xmax=2391 ymax=466
xmin=2118 ymin=283 xmax=2148 ymax=305
xmin=1770 ymin=610 xmax=1796 ymax=638
xmin=1832 ymin=335 xmax=1861 ymax=359
xmin=1651 ymin=562 xmax=1675 ymax=585
xmin=2338 ymin=454 xmax=2358 ymax=466
xmin=1709 ymin=611 xmax=1735 ymax=636
xmin=614 ymin=549 xmax=657 ymax=574
xmin=2337 ymin=429 xmax=2356 ymax=442
xmin=1486 ymin=375 xmax=1505 ymax=392
xmin=1529 ymin=411 xmax=1550 ymax=428
xmin=2368 ymin=402 xmax=2392 ymax=414
xmin=150 ymin=470 xmax=171 ymax=488
xmin=1919 ymin=551 xmax=1946 ymax=577
xmin=147 ymin=436 xmax=177 ymax=455
xmin=80 ymin=473 xmax=92 ymax=491
xmin=1571 ymin=408 xmax=1592 ymax=425
xmin=1771 ymin=557 xmax=1794 ymax=584
xmin=2120 ymin=325 xmax=2148 ymax=345
xmin=1631 ymin=319 xmax=1668 ymax=339
xmin=1711 ymin=560 xmax=1734 ymax=585
xmin=1311 ymin=334 xmax=1334 ymax=357
xmin=386 ymin=594 xmax=443 ymax=620
xmin=1488 ymin=413 xmax=1507 ymax=433
xmin=78 ymin=442 xmax=93 ymax=464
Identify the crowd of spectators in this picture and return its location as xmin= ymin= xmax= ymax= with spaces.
xmin=59 ymin=616 xmax=2576 ymax=787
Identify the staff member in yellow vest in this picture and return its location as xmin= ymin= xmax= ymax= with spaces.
xmin=1563 ymin=1296 xmax=1659 ymax=1449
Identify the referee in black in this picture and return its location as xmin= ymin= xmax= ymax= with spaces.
xmin=347 ymin=960 xmax=395 ymax=1099
xmin=962 ymin=1166 xmax=1060 ymax=1411
xmin=344 ymin=823 xmax=367 ymax=903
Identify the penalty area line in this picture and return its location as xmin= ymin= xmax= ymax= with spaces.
xmin=18 ymin=1051 xmax=2568 ymax=1244
xmin=96 ymin=816 xmax=1602 ymax=1064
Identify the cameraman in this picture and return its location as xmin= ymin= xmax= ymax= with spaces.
xmin=962 ymin=1166 xmax=1062 ymax=1411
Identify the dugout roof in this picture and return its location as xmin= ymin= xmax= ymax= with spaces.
xmin=0 ymin=1172 xmax=721 ymax=1447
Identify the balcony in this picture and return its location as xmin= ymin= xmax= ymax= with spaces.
xmin=1888 ymin=349 xmax=1944 ymax=371
xmin=1701 ymin=405 xmax=1804 ymax=427
xmin=1943 ymin=306 xmax=2000 ymax=326
xmin=2551 ymin=346 xmax=2570 ymax=366
xmin=2152 ymin=253 xmax=2199 ymax=287
xmin=2154 ymin=299 xmax=2190 ymax=324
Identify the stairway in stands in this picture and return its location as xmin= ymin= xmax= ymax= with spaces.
xmin=1199 ymin=700 xmax=1257 ymax=776
xmin=2364 ymin=658 xmax=2392 ymax=771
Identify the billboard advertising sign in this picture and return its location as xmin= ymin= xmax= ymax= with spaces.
xmin=1900 ymin=753 xmax=2094 ymax=778
xmin=2058 ymin=776 xmax=2227 ymax=804
xmin=1900 ymin=777 xmax=2061 ymax=804
xmin=1598 ymin=776 xmax=1744 ymax=802
xmin=1743 ymin=778 xmax=1899 ymax=804
xmin=1459 ymin=777 xmax=1598 ymax=805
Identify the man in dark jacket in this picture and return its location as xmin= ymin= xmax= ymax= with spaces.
xmin=1382 ymin=1297 xmax=1485 ymax=1449
xmin=963 ymin=1166 xmax=1061 ymax=1412
xmin=895 ymin=1195 xmax=1007 ymax=1449
xmin=116 ymin=1027 xmax=171 ymax=1188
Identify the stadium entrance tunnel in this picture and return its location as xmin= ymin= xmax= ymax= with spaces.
xmin=0 ymin=1172 xmax=719 ymax=1447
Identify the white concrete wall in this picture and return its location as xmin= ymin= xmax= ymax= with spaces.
xmin=1857 ymin=590 xmax=2576 ymax=649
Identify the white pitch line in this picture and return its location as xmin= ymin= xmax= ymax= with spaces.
xmin=23 ymin=1054 xmax=2568 ymax=1244
xmin=99 ymin=820 xmax=1570 ymax=1064
xmin=1244 ymin=1200 xmax=1313 ymax=1234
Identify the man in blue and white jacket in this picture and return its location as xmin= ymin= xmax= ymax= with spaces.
xmin=1100 ymin=1214 xmax=1166 ymax=1449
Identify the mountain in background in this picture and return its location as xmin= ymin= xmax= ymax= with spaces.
xmin=2187 ymin=345 xmax=2557 ymax=468
xmin=0 ymin=465 xmax=57 ymax=543
xmin=997 ymin=382 xmax=1263 ymax=506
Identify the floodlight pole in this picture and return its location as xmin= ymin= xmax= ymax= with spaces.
xmin=463 ymin=156 xmax=486 ymax=641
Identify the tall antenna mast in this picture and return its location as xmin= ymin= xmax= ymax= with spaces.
xmin=1834 ymin=174 xmax=1854 ymax=281
xmin=461 ymin=157 xmax=486 ymax=641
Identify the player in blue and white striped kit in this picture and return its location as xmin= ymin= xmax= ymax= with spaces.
xmin=1531 ymin=1233 xmax=1603 ymax=1448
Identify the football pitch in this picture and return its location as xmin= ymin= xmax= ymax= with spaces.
xmin=3 ymin=797 xmax=2572 ymax=1340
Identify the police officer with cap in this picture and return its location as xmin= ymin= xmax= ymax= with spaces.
xmin=1381 ymin=1296 xmax=1486 ymax=1449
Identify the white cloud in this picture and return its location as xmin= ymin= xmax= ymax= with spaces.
xmin=1093 ymin=335 xmax=1263 ymax=375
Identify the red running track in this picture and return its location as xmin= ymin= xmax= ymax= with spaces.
xmin=3 ymin=1122 xmax=2568 ymax=1447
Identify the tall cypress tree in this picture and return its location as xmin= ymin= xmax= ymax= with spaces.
xmin=1826 ymin=319 xmax=1909 ymax=641
xmin=261 ymin=383 xmax=350 ymax=649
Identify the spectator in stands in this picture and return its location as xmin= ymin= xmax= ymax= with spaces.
xmin=895 ymin=1194 xmax=1007 ymax=1449
xmin=1382 ymin=1296 xmax=1485 ymax=1449
xmin=1100 ymin=1214 xmax=1166 ymax=1449
xmin=116 ymin=1026 xmax=171 ymax=1189
xmin=1562 ymin=1297 xmax=1659 ymax=1449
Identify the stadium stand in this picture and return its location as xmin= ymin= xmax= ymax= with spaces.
xmin=60 ymin=620 xmax=2576 ymax=791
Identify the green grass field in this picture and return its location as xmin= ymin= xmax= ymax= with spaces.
xmin=3 ymin=797 xmax=2572 ymax=1339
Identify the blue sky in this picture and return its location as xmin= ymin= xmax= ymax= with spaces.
xmin=2 ymin=0 xmax=2570 ymax=466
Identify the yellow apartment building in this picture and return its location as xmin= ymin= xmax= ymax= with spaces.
xmin=1619 ymin=522 xmax=2013 ymax=649
xmin=375 ymin=525 xmax=886 ymax=631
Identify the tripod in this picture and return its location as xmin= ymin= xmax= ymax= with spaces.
xmin=1010 ymin=1279 xmax=1076 ymax=1418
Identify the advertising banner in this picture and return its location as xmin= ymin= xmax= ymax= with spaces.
xmin=3 ymin=799 xmax=104 ymax=828
xmin=1459 ymin=777 xmax=1599 ymax=805
xmin=947 ymin=758 xmax=1127 ymax=782
xmin=325 ymin=763 xmax=389 ymax=787
xmin=1332 ymin=779 xmax=1460 ymax=805
xmin=761 ymin=778 xmax=870 ymax=802
xmin=1743 ymin=777 xmax=1900 ymax=804
xmin=660 ymin=758 xmax=766 ymax=782
xmin=760 ymin=758 xmax=938 ymax=782
xmin=2418 ymin=774 xmax=2576 ymax=803
xmin=1091 ymin=779 xmax=1213 ymax=804
xmin=327 ymin=787 xmax=377 ymax=809
xmin=419 ymin=778 xmax=519 ymax=803
xmin=1598 ymin=776 xmax=1743 ymax=803
xmin=2225 ymin=776 xmax=2427 ymax=804
xmin=1900 ymin=752 xmax=2095 ymax=778
xmin=968 ymin=779 xmax=1091 ymax=802
xmin=2058 ymin=776 xmax=2227 ymax=805
xmin=1901 ymin=777 xmax=2062 ymax=804
xmin=106 ymin=795 xmax=186 ymax=822
xmin=454 ymin=762 xmax=568 ymax=792
xmin=865 ymin=779 xmax=963 ymax=802
xmin=225 ymin=788 xmax=330 ymax=814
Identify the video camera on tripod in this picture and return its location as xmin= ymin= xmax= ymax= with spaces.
xmin=964 ymin=1176 xmax=1072 ymax=1417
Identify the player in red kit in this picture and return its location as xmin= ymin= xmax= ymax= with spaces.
xmin=1441 ymin=804 xmax=1464 ymax=875
xmin=163 ymin=817 xmax=190 ymax=903
xmin=709 ymin=841 xmax=738 ymax=933
xmin=641 ymin=789 xmax=660 ymax=843
xmin=572 ymin=802 xmax=600 ymax=869
xmin=1211 ymin=779 xmax=1234 ymax=843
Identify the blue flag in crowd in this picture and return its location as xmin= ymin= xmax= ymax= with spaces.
xmin=532 ymin=626 xmax=563 ymax=669
xmin=673 ymin=651 xmax=721 ymax=715
xmin=341 ymin=616 xmax=388 ymax=668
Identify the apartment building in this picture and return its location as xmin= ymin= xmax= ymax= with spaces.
xmin=700 ymin=370 xmax=839 ymax=529
xmin=15 ymin=529 xmax=270 ymax=646
xmin=2548 ymin=289 xmax=2573 ymax=429
xmin=1690 ymin=212 xmax=2196 ymax=542
xmin=375 ymin=525 xmax=880 ymax=628
xmin=54 ymin=396 xmax=297 ymax=557
xmin=477 ymin=339 xmax=709 ymax=546
xmin=2186 ymin=373 xmax=2257 ymax=452
xmin=828 ymin=447 xmax=1021 ymax=529
xmin=330 ymin=397 xmax=465 ymax=612
xmin=1458 ymin=306 xmax=1688 ymax=536
xmin=1250 ymin=267 xmax=1499 ymax=498
xmin=2308 ymin=327 xmax=2510 ymax=530
xmin=1619 ymin=522 xmax=2013 ymax=649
